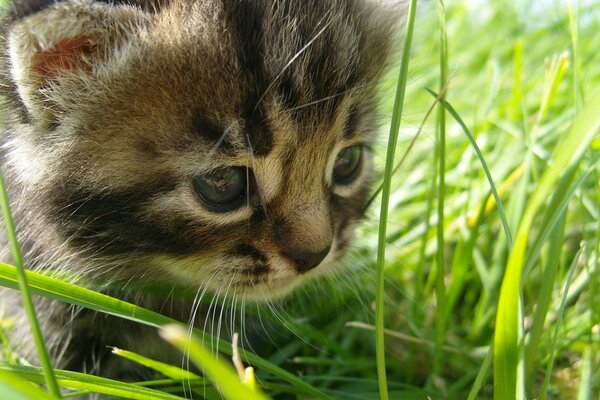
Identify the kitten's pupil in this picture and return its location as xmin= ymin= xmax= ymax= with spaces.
xmin=193 ymin=167 xmax=247 ymax=211
xmin=333 ymin=145 xmax=362 ymax=185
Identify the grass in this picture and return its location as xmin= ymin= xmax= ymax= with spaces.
xmin=0 ymin=143 xmax=60 ymax=396
xmin=374 ymin=0 xmax=418 ymax=398
xmin=1 ymin=0 xmax=600 ymax=399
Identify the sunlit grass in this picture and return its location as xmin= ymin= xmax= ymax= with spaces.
xmin=1 ymin=0 xmax=599 ymax=399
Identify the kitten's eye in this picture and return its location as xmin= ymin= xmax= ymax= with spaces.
xmin=193 ymin=167 xmax=247 ymax=212
xmin=333 ymin=145 xmax=362 ymax=185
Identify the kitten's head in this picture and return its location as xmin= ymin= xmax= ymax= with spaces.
xmin=3 ymin=0 xmax=397 ymax=300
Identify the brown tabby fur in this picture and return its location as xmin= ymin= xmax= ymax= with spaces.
xmin=0 ymin=0 xmax=399 ymax=382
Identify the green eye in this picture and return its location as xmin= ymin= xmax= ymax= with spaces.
xmin=333 ymin=145 xmax=362 ymax=185
xmin=193 ymin=167 xmax=247 ymax=212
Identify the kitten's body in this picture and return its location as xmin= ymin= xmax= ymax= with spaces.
xmin=0 ymin=0 xmax=396 ymax=379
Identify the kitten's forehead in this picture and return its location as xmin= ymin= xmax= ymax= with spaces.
xmin=139 ymin=0 xmax=387 ymax=153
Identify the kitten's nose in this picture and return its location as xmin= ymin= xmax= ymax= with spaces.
xmin=282 ymin=244 xmax=331 ymax=273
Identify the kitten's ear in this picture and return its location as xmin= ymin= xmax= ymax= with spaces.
xmin=7 ymin=1 xmax=147 ymax=122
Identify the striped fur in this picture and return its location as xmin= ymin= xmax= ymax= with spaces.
xmin=0 ymin=0 xmax=399 ymax=380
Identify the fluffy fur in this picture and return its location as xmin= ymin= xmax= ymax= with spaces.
xmin=0 ymin=0 xmax=398 ymax=380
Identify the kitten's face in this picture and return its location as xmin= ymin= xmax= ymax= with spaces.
xmin=4 ymin=0 xmax=394 ymax=300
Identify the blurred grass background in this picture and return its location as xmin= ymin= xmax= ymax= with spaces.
xmin=1 ymin=0 xmax=599 ymax=399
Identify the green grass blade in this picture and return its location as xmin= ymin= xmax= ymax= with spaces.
xmin=0 ymin=262 xmax=172 ymax=327
xmin=0 ymin=171 xmax=61 ymax=398
xmin=374 ymin=1 xmax=418 ymax=399
xmin=0 ymin=368 xmax=58 ymax=400
xmin=522 ymin=166 xmax=589 ymax=280
xmin=523 ymin=166 xmax=591 ymax=392
xmin=0 ymin=317 xmax=16 ymax=365
xmin=433 ymin=0 xmax=449 ymax=380
xmin=0 ymin=262 xmax=330 ymax=399
xmin=494 ymin=90 xmax=600 ymax=400
xmin=0 ymin=364 xmax=184 ymax=400
xmin=510 ymin=39 xmax=524 ymax=121
xmin=111 ymin=347 xmax=208 ymax=398
xmin=540 ymin=248 xmax=581 ymax=400
xmin=111 ymin=347 xmax=202 ymax=380
xmin=64 ymin=379 xmax=214 ymax=400
xmin=523 ymin=207 xmax=566 ymax=392
xmin=568 ymin=0 xmax=584 ymax=111
xmin=428 ymin=89 xmax=513 ymax=247
xmin=445 ymin=195 xmax=487 ymax=327
xmin=538 ymin=52 xmax=570 ymax=124
xmin=160 ymin=324 xmax=270 ymax=400
xmin=466 ymin=348 xmax=493 ymax=400
xmin=577 ymin=345 xmax=593 ymax=400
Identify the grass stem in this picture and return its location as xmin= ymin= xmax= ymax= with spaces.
xmin=0 ymin=170 xmax=61 ymax=398
xmin=433 ymin=0 xmax=448 ymax=380
xmin=374 ymin=1 xmax=418 ymax=399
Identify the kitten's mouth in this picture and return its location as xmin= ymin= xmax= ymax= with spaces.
xmin=231 ymin=276 xmax=303 ymax=300
xmin=152 ymin=242 xmax=337 ymax=301
xmin=228 ymin=248 xmax=336 ymax=300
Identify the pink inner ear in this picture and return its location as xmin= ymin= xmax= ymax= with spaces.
xmin=33 ymin=36 xmax=94 ymax=77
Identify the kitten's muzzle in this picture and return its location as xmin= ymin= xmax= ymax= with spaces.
xmin=281 ymin=243 xmax=331 ymax=274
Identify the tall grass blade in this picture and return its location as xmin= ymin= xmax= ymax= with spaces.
xmin=522 ymin=166 xmax=589 ymax=280
xmin=374 ymin=0 xmax=418 ymax=399
xmin=540 ymin=248 xmax=581 ymax=400
xmin=567 ymin=0 xmax=583 ymax=111
xmin=427 ymin=89 xmax=513 ymax=247
xmin=538 ymin=52 xmax=570 ymax=124
xmin=577 ymin=345 xmax=593 ymax=400
xmin=523 ymin=166 xmax=591 ymax=392
xmin=494 ymin=90 xmax=600 ymax=400
xmin=466 ymin=349 xmax=492 ymax=400
xmin=433 ymin=0 xmax=448 ymax=380
xmin=523 ymin=207 xmax=566 ymax=392
xmin=510 ymin=39 xmax=524 ymax=121
xmin=0 ymin=171 xmax=61 ymax=398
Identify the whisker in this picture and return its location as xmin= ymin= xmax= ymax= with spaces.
xmin=286 ymin=92 xmax=347 ymax=112
xmin=204 ymin=121 xmax=238 ymax=163
xmin=183 ymin=269 xmax=219 ymax=398
xmin=215 ymin=273 xmax=236 ymax=357
xmin=182 ymin=285 xmax=203 ymax=400
xmin=261 ymin=293 xmax=310 ymax=348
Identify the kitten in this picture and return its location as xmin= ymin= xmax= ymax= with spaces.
xmin=0 ymin=0 xmax=397 ymax=380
